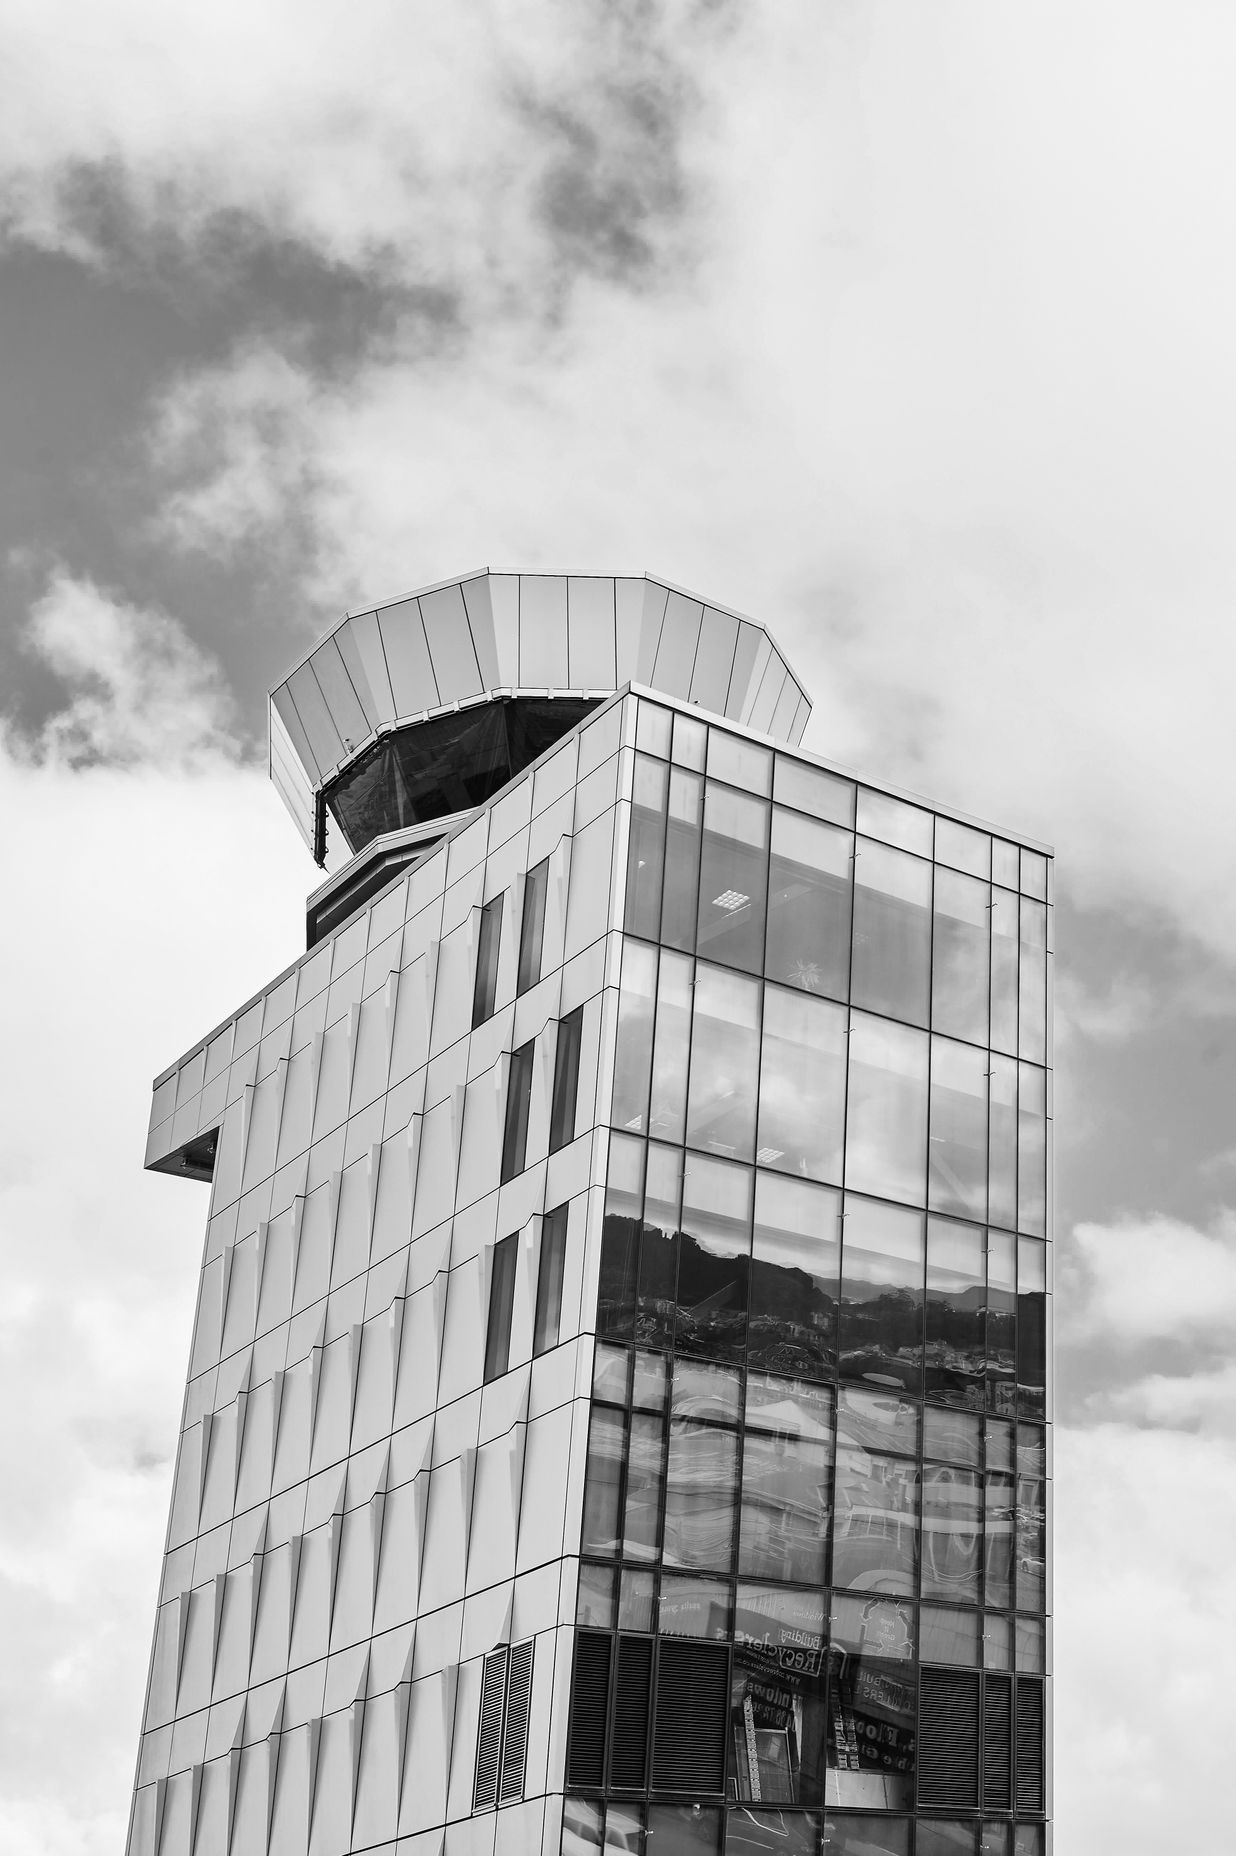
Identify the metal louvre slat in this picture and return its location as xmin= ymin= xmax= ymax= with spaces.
xmin=473 ymin=1646 xmax=509 ymax=1810
xmin=919 ymin=1668 xmax=980 ymax=1808
xmin=498 ymin=1639 xmax=534 ymax=1803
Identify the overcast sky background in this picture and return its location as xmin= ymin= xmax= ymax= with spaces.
xmin=1 ymin=4 xmax=1234 ymax=1851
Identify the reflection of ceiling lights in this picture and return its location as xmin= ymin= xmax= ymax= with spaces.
xmin=712 ymin=889 xmax=750 ymax=911
xmin=756 ymin=1146 xmax=785 ymax=1164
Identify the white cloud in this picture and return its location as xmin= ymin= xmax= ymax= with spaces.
xmin=1055 ymin=1421 xmax=1236 ymax=1854
xmin=20 ymin=571 xmax=239 ymax=769
xmin=79 ymin=5 xmax=1236 ymax=966
xmin=1065 ymin=1211 xmax=1236 ymax=1344
xmin=0 ymin=695 xmax=307 ymax=1848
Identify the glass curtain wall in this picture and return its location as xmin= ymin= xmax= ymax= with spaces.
xmin=566 ymin=700 xmax=1051 ymax=1856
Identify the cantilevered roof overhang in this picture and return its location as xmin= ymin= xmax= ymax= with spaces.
xmin=268 ymin=570 xmax=812 ymax=861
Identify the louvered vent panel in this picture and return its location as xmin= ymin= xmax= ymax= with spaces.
xmin=498 ymin=1640 xmax=534 ymax=1803
xmin=651 ymin=1640 xmax=729 ymax=1794
xmin=566 ymin=1631 xmax=612 ymax=1789
xmin=983 ymin=1674 xmax=1013 ymax=1810
xmin=918 ymin=1669 xmax=980 ymax=1809
xmin=1015 ymin=1678 xmax=1045 ymax=1813
xmin=473 ymin=1647 xmax=509 ymax=1809
xmin=610 ymin=1636 xmax=653 ymax=1789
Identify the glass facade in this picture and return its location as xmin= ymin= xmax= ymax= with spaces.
xmin=566 ymin=701 xmax=1050 ymax=1856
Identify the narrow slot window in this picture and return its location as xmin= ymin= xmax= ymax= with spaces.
xmin=484 ymin=1234 xmax=518 ymax=1383
xmin=550 ymin=1007 xmax=584 ymax=1153
xmin=501 ymin=1040 xmax=535 ymax=1183
xmin=518 ymin=857 xmax=550 ymax=994
xmin=472 ymin=894 xmax=504 ymax=1028
xmin=534 ymin=1202 xmax=570 ymax=1355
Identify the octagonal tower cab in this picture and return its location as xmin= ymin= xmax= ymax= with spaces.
xmin=268 ymin=571 xmax=810 ymax=942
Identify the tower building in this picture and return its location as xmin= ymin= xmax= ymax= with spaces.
xmin=130 ymin=572 xmax=1051 ymax=1856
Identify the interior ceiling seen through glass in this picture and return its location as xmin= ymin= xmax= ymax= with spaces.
xmin=324 ymin=695 xmax=599 ymax=853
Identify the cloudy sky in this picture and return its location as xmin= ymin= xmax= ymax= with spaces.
xmin=1 ymin=4 xmax=1234 ymax=1851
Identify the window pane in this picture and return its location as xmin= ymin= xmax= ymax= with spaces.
xmin=988 ymin=1055 xmax=1018 ymax=1233
xmin=518 ymin=857 xmax=550 ymax=994
xmin=708 ymin=728 xmax=773 ymax=795
xmin=765 ymin=810 xmax=852 ymax=1001
xmin=745 ymin=1372 xmax=835 ymax=1443
xmin=580 ymin=1407 xmax=625 ymax=1554
xmin=484 ymin=1234 xmax=517 ymax=1382
xmin=827 ymin=1593 xmax=915 ymax=1660
xmin=932 ymin=868 xmax=990 ymax=1044
xmin=671 ymin=1357 xmax=742 ymax=1424
xmin=982 ymin=1613 xmax=1011 ymax=1670
xmin=1018 ymin=898 xmax=1048 ymax=1064
xmin=623 ymin=1411 xmax=665 ymax=1562
xmin=851 ymin=841 xmax=932 ymax=1026
xmin=825 ymin=1652 xmax=917 ymax=1809
xmin=935 ymin=817 xmax=990 ymax=879
xmin=749 ymin=1173 xmax=840 ymax=1382
xmin=926 ymin=1217 xmax=986 ymax=1410
xmin=1016 ymin=1479 xmax=1046 ymax=1612
xmin=576 ymin=1563 xmax=615 ymax=1627
xmin=563 ymin=1797 xmax=605 ymax=1856
xmin=662 ymin=767 xmax=703 ymax=951
xmin=987 ymin=1232 xmax=1017 ymax=1417
xmin=757 ymin=986 xmax=846 ymax=1182
xmin=500 ymin=1040 xmax=534 ymax=1182
xmin=611 ymin=941 xmax=658 ymax=1133
xmin=923 ymin=1406 xmax=983 ymax=1469
xmin=845 ymin=1014 xmax=929 ymax=1206
xmin=773 ymin=756 xmax=855 ymax=828
xmin=472 ymin=893 xmax=503 ymax=1028
xmin=696 ymin=784 xmax=770 ymax=973
xmin=920 ymin=1604 xmax=980 ymax=1667
xmin=1015 ymin=1614 xmax=1045 ymax=1672
xmin=929 ymin=1038 xmax=989 ymax=1222
xmin=686 ymin=966 xmax=761 ymax=1162
xmin=856 ymin=789 xmax=933 ymax=857
xmin=637 ymin=1143 xmax=682 ymax=1354
xmin=637 ymin=701 xmax=673 ymax=757
xmin=550 ymin=1006 xmax=584 ymax=1152
xmin=983 ymin=1471 xmax=1015 ymax=1608
xmin=598 ymin=1135 xmax=645 ymax=1341
xmin=739 ymin=1427 xmax=831 ymax=1584
xmin=837 ymin=1387 xmax=920 ymax=1459
xmin=732 ymin=1587 xmax=829 ymax=1807
xmin=727 ymin=1811 xmax=821 ymax=1856
xmin=823 ymin=1814 xmax=911 ymax=1856
xmin=1017 ymin=1238 xmax=1047 ymax=1420
xmin=659 ymin=1576 xmax=731 ymax=1639
xmin=646 ymin=1807 xmax=722 ymax=1856
xmin=917 ymin=1822 xmax=977 ymax=1856
xmin=838 ymin=1197 xmax=924 ymax=1395
xmin=1020 ymin=848 xmax=1049 ymax=901
xmin=648 ymin=950 xmax=693 ymax=1143
xmin=677 ymin=1154 xmax=753 ymax=1362
xmin=921 ymin=1465 xmax=982 ymax=1603
xmin=673 ymin=711 xmax=708 ymax=770
xmin=1017 ymin=1065 xmax=1047 ymax=1237
xmin=663 ymin=1419 xmax=738 ymax=1570
xmin=832 ymin=1449 xmax=920 ymax=1595
xmin=533 ymin=1203 xmax=569 ymax=1355
xmin=989 ymin=889 xmax=1018 ymax=1055
xmin=627 ymin=754 xmax=669 ymax=940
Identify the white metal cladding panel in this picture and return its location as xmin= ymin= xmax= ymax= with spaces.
xmin=129 ymin=709 xmax=634 ymax=1855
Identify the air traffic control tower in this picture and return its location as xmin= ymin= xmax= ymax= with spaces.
xmin=130 ymin=572 xmax=1052 ymax=1856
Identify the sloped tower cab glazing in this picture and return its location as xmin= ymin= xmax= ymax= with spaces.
xmin=132 ymin=572 xmax=1051 ymax=1856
